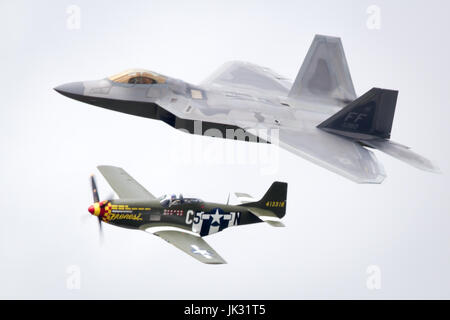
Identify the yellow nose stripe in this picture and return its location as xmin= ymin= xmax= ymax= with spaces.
xmin=94 ymin=203 xmax=100 ymax=216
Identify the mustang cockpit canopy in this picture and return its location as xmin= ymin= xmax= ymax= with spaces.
xmin=159 ymin=194 xmax=202 ymax=207
xmin=109 ymin=69 xmax=166 ymax=85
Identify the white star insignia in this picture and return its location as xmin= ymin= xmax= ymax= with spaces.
xmin=211 ymin=208 xmax=222 ymax=225
xmin=191 ymin=245 xmax=212 ymax=259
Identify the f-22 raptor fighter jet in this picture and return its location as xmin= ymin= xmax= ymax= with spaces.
xmin=56 ymin=35 xmax=439 ymax=183
xmin=89 ymin=165 xmax=287 ymax=264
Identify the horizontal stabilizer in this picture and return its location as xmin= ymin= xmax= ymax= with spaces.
xmin=247 ymin=207 xmax=285 ymax=227
xmin=234 ymin=192 xmax=254 ymax=204
xmin=363 ymin=139 xmax=440 ymax=173
xmin=318 ymin=88 xmax=398 ymax=140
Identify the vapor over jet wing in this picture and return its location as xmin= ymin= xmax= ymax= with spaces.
xmin=201 ymin=61 xmax=291 ymax=96
xmin=231 ymin=117 xmax=385 ymax=184
xmin=145 ymin=227 xmax=226 ymax=264
xmin=97 ymin=165 xmax=156 ymax=199
xmin=277 ymin=128 xmax=386 ymax=183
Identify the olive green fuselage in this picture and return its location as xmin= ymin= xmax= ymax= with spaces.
xmin=102 ymin=199 xmax=260 ymax=237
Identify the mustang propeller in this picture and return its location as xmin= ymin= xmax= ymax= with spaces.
xmin=88 ymin=174 xmax=113 ymax=240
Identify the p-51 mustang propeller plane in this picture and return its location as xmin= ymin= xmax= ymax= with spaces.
xmin=56 ymin=34 xmax=439 ymax=183
xmin=88 ymin=165 xmax=288 ymax=264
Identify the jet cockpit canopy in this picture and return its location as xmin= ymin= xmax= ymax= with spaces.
xmin=108 ymin=69 xmax=166 ymax=85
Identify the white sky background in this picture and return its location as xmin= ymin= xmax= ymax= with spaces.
xmin=0 ymin=0 xmax=449 ymax=299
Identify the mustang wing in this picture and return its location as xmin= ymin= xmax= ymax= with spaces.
xmin=97 ymin=165 xmax=156 ymax=199
xmin=146 ymin=227 xmax=226 ymax=264
xmin=200 ymin=61 xmax=291 ymax=96
xmin=277 ymin=128 xmax=386 ymax=184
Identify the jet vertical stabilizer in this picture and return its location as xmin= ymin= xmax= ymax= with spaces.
xmin=318 ymin=88 xmax=439 ymax=172
xmin=289 ymin=34 xmax=357 ymax=106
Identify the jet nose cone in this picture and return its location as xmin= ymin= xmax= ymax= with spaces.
xmin=54 ymin=81 xmax=85 ymax=97
xmin=88 ymin=205 xmax=94 ymax=215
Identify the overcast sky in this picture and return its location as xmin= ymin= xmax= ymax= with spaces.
xmin=0 ymin=0 xmax=449 ymax=299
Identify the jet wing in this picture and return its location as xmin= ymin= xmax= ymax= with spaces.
xmin=97 ymin=165 xmax=156 ymax=199
xmin=276 ymin=128 xmax=386 ymax=184
xmin=146 ymin=227 xmax=226 ymax=264
xmin=200 ymin=61 xmax=291 ymax=96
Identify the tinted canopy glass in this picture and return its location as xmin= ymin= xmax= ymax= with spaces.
xmin=109 ymin=69 xmax=166 ymax=84
xmin=159 ymin=194 xmax=202 ymax=207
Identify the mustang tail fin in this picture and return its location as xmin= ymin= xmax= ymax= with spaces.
xmin=318 ymin=88 xmax=398 ymax=140
xmin=289 ymin=34 xmax=356 ymax=106
xmin=241 ymin=182 xmax=287 ymax=227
